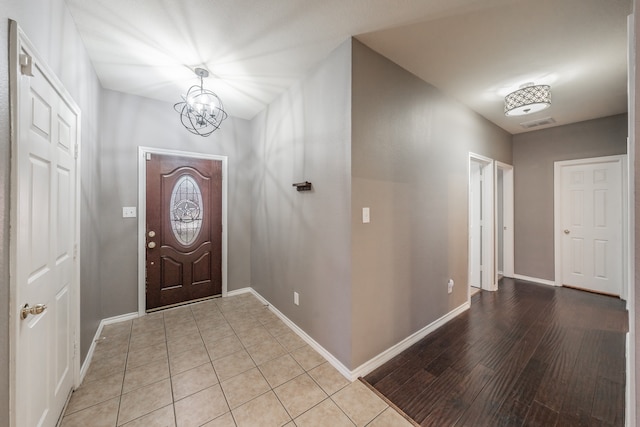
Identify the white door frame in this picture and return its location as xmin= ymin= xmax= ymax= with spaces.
xmin=8 ymin=21 xmax=81 ymax=426
xmin=625 ymin=13 xmax=636 ymax=426
xmin=495 ymin=161 xmax=514 ymax=281
xmin=468 ymin=153 xmax=496 ymax=294
xmin=553 ymin=154 xmax=628 ymax=299
xmin=137 ymin=147 xmax=228 ymax=315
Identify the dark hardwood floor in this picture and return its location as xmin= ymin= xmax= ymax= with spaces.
xmin=363 ymin=278 xmax=628 ymax=426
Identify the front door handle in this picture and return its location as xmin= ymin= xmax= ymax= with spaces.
xmin=21 ymin=303 xmax=47 ymax=320
xmin=564 ymin=229 xmax=570 ymax=234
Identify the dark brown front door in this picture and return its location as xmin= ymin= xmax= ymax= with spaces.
xmin=146 ymin=153 xmax=222 ymax=310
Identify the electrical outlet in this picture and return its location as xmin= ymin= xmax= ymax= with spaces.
xmin=447 ymin=279 xmax=454 ymax=294
xmin=122 ymin=207 xmax=137 ymax=218
xmin=294 ymin=292 xmax=299 ymax=306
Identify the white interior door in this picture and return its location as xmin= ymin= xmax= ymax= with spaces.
xmin=556 ymin=156 xmax=624 ymax=296
xmin=10 ymin=22 xmax=80 ymax=427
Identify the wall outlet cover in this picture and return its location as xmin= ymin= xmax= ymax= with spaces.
xmin=122 ymin=207 xmax=137 ymax=218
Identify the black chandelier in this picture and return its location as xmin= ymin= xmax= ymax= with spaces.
xmin=174 ymin=68 xmax=228 ymax=137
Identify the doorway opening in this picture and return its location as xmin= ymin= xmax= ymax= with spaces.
xmin=495 ymin=161 xmax=514 ymax=283
xmin=468 ymin=154 xmax=495 ymax=295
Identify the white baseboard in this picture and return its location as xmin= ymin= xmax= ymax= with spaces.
xmin=350 ymin=301 xmax=470 ymax=379
xmin=248 ymin=288 xmax=470 ymax=382
xmin=248 ymin=288 xmax=354 ymax=380
xmin=626 ymin=331 xmax=635 ymax=427
xmin=82 ymin=289 xmax=472 ymax=388
xmin=81 ymin=288 xmax=252 ymax=383
xmin=513 ymin=274 xmax=557 ymax=287
xmin=79 ymin=312 xmax=139 ymax=383
xmin=226 ymin=287 xmax=253 ymax=297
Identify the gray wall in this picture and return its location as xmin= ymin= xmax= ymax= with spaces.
xmin=633 ymin=1 xmax=639 ymax=423
xmin=512 ymin=114 xmax=628 ymax=281
xmin=99 ymin=90 xmax=253 ymax=320
xmin=0 ymin=0 xmax=103 ymax=422
xmin=250 ymin=40 xmax=353 ymax=366
xmin=0 ymin=7 xmax=12 ymax=424
xmin=350 ymin=40 xmax=512 ymax=367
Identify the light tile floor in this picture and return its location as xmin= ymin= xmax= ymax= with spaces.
xmin=61 ymin=293 xmax=414 ymax=427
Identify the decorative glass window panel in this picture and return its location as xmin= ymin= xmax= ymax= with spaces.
xmin=170 ymin=175 xmax=203 ymax=245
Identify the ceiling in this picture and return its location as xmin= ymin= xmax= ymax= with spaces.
xmin=64 ymin=0 xmax=632 ymax=134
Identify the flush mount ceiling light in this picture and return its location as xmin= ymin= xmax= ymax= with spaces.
xmin=504 ymin=83 xmax=551 ymax=116
xmin=174 ymin=68 xmax=228 ymax=137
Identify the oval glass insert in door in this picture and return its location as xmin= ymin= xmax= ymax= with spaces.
xmin=169 ymin=174 xmax=204 ymax=245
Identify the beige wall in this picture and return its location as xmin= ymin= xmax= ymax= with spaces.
xmin=350 ymin=40 xmax=512 ymax=367
xmin=512 ymin=114 xmax=628 ymax=281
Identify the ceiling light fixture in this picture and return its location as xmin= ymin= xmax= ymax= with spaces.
xmin=504 ymin=83 xmax=551 ymax=116
xmin=174 ymin=68 xmax=228 ymax=136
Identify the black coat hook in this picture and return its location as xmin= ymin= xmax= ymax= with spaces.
xmin=292 ymin=181 xmax=312 ymax=191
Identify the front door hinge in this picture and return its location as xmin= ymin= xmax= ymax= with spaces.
xmin=19 ymin=53 xmax=34 ymax=76
xmin=145 ymin=152 xmax=151 ymax=161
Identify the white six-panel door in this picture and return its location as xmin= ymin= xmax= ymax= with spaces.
xmin=10 ymin=22 xmax=80 ymax=427
xmin=556 ymin=156 xmax=624 ymax=296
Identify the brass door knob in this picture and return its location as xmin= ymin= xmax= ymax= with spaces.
xmin=21 ymin=303 xmax=47 ymax=320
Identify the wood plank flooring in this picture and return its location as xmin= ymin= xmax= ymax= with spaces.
xmin=363 ymin=278 xmax=628 ymax=426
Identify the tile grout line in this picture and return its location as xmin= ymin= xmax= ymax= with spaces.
xmin=63 ymin=295 xmax=412 ymax=427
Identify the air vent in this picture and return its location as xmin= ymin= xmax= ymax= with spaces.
xmin=519 ymin=117 xmax=556 ymax=129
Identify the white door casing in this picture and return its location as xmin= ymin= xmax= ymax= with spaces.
xmin=495 ymin=161 xmax=514 ymax=280
xmin=468 ymin=153 xmax=495 ymax=294
xmin=469 ymin=161 xmax=482 ymax=288
xmin=9 ymin=22 xmax=81 ymax=427
xmin=554 ymin=156 xmax=626 ymax=296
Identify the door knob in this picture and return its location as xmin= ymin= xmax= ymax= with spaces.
xmin=564 ymin=229 xmax=570 ymax=234
xmin=148 ymin=231 xmax=156 ymax=238
xmin=21 ymin=303 xmax=47 ymax=320
xmin=148 ymin=241 xmax=156 ymax=249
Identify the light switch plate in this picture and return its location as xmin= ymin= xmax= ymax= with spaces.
xmin=122 ymin=207 xmax=137 ymax=218
xmin=362 ymin=207 xmax=370 ymax=223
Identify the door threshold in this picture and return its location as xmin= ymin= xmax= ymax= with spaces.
xmin=146 ymin=294 xmax=222 ymax=313
xmin=562 ymin=284 xmax=620 ymax=298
